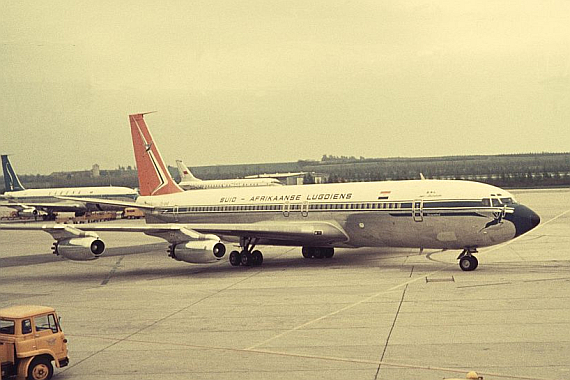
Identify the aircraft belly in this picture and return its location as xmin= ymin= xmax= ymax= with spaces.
xmin=343 ymin=212 xmax=517 ymax=249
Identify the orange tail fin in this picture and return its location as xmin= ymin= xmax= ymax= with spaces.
xmin=129 ymin=113 xmax=183 ymax=196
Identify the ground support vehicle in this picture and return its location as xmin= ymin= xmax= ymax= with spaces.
xmin=121 ymin=207 xmax=144 ymax=219
xmin=0 ymin=306 xmax=68 ymax=380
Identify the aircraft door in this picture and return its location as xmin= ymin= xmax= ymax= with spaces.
xmin=173 ymin=206 xmax=179 ymax=222
xmin=413 ymin=199 xmax=423 ymax=222
xmin=282 ymin=202 xmax=290 ymax=217
xmin=301 ymin=202 xmax=309 ymax=217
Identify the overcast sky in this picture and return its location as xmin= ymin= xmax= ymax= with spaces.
xmin=1 ymin=1 xmax=569 ymax=175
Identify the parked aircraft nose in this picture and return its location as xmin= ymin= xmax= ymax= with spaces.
xmin=506 ymin=205 xmax=541 ymax=237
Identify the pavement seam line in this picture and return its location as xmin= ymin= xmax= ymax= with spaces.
xmin=61 ymin=268 xmax=262 ymax=372
xmin=244 ymin=208 xmax=569 ymax=357
xmin=100 ymin=256 xmax=124 ymax=285
xmin=374 ymin=284 xmax=408 ymax=380
xmin=245 ymin=265 xmax=451 ymax=350
xmin=63 ymin=334 xmax=557 ymax=380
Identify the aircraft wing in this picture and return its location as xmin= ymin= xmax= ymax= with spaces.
xmin=180 ymin=221 xmax=349 ymax=245
xmin=56 ymin=196 xmax=152 ymax=210
xmin=0 ymin=221 xmax=349 ymax=246
xmin=0 ymin=200 xmax=26 ymax=210
xmin=0 ymin=200 xmax=86 ymax=211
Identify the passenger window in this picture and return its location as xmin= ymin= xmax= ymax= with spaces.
xmin=0 ymin=319 xmax=15 ymax=334
xmin=22 ymin=319 xmax=32 ymax=334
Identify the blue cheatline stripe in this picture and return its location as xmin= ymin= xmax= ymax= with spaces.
xmin=158 ymin=199 xmax=504 ymax=217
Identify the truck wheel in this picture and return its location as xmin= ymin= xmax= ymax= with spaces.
xmin=27 ymin=357 xmax=53 ymax=380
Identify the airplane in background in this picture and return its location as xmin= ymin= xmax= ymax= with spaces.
xmin=0 ymin=113 xmax=540 ymax=271
xmin=0 ymin=154 xmax=138 ymax=220
xmin=176 ymin=159 xmax=282 ymax=190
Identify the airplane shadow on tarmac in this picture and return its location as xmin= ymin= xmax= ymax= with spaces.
xmin=0 ymin=243 xmax=167 ymax=267
xmin=2 ymin=245 xmax=458 ymax=284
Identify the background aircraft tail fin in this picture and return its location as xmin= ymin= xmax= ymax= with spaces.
xmin=129 ymin=113 xmax=184 ymax=196
xmin=176 ymin=160 xmax=201 ymax=182
xmin=2 ymin=155 xmax=26 ymax=192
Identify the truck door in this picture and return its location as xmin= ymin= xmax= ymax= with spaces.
xmin=16 ymin=318 xmax=36 ymax=354
xmin=33 ymin=314 xmax=65 ymax=357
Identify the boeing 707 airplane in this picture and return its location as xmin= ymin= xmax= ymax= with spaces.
xmin=176 ymin=159 xmax=282 ymax=190
xmin=1 ymin=155 xmax=138 ymax=220
xmin=0 ymin=114 xmax=540 ymax=271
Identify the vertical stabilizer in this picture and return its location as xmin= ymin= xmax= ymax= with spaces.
xmin=2 ymin=155 xmax=25 ymax=192
xmin=129 ymin=114 xmax=184 ymax=196
xmin=176 ymin=160 xmax=201 ymax=182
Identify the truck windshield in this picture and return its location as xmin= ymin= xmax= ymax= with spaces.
xmin=0 ymin=319 xmax=15 ymax=334
xmin=35 ymin=314 xmax=59 ymax=333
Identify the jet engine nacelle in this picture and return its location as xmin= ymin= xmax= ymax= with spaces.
xmin=18 ymin=208 xmax=46 ymax=218
xmin=55 ymin=237 xmax=106 ymax=261
xmin=169 ymin=239 xmax=226 ymax=264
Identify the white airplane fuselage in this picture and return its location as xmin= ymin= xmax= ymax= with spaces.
xmin=136 ymin=179 xmax=535 ymax=250
xmin=179 ymin=178 xmax=282 ymax=190
xmin=2 ymin=186 xmax=138 ymax=213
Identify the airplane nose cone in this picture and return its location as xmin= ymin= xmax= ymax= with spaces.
xmin=507 ymin=205 xmax=541 ymax=237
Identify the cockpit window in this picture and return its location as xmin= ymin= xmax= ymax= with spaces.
xmin=500 ymin=197 xmax=514 ymax=205
xmin=482 ymin=198 xmax=491 ymax=207
xmin=492 ymin=198 xmax=502 ymax=207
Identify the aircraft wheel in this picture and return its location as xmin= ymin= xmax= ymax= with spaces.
xmin=240 ymin=251 xmax=253 ymax=266
xmin=324 ymin=248 xmax=334 ymax=258
xmin=313 ymin=248 xmax=325 ymax=259
xmin=459 ymin=256 xmax=478 ymax=271
xmin=229 ymin=251 xmax=241 ymax=266
xmin=302 ymin=247 xmax=313 ymax=259
xmin=252 ymin=250 xmax=263 ymax=266
xmin=470 ymin=256 xmax=479 ymax=270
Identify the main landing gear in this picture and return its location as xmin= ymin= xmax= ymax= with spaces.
xmin=42 ymin=211 xmax=57 ymax=221
xmin=302 ymin=247 xmax=334 ymax=259
xmin=457 ymin=248 xmax=479 ymax=271
xmin=229 ymin=237 xmax=263 ymax=267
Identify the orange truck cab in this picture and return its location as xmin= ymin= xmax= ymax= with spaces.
xmin=0 ymin=305 xmax=69 ymax=380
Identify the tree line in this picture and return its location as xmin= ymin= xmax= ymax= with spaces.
xmin=2 ymin=152 xmax=569 ymax=191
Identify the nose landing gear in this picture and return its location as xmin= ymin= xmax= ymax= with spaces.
xmin=458 ymin=248 xmax=479 ymax=271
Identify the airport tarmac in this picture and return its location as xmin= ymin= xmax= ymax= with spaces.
xmin=1 ymin=188 xmax=569 ymax=380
